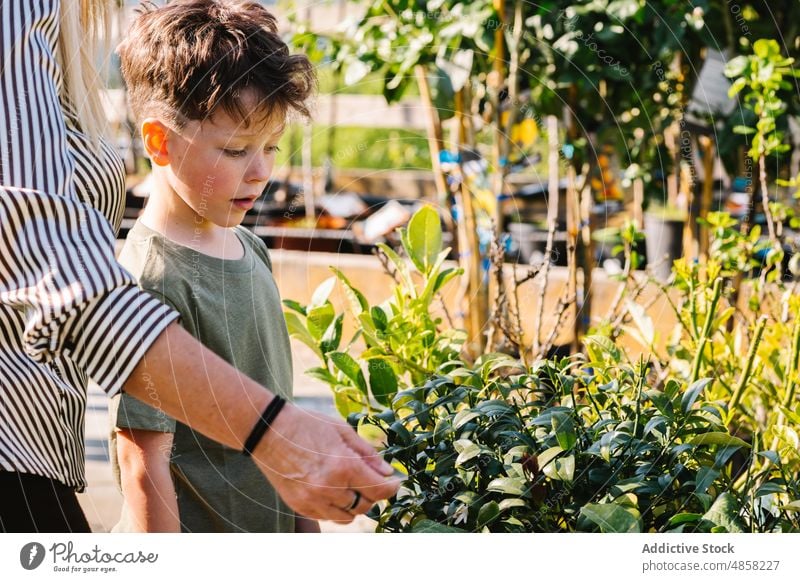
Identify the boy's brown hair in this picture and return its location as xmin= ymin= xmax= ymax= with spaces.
xmin=119 ymin=0 xmax=315 ymax=128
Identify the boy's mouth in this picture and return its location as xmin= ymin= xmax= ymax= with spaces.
xmin=232 ymin=196 xmax=258 ymax=211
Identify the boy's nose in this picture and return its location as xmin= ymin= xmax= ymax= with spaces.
xmin=246 ymin=154 xmax=273 ymax=183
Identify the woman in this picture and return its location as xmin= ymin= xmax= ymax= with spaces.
xmin=0 ymin=0 xmax=397 ymax=532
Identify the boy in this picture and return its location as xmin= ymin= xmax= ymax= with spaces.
xmin=110 ymin=0 xmax=319 ymax=532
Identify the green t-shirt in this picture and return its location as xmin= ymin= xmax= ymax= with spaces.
xmin=110 ymin=220 xmax=294 ymax=532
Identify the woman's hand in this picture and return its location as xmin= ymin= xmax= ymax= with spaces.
xmin=252 ymin=406 xmax=399 ymax=522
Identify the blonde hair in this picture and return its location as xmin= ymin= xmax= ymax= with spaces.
xmin=58 ymin=0 xmax=115 ymax=143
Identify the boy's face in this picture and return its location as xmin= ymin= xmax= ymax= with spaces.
xmin=161 ymin=99 xmax=284 ymax=230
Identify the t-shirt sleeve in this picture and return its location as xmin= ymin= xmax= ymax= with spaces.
xmin=112 ymin=391 xmax=177 ymax=433
xmin=0 ymin=2 xmax=179 ymax=397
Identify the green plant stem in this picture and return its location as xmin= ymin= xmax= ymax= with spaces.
xmin=782 ymin=316 xmax=800 ymax=408
xmin=728 ymin=315 xmax=768 ymax=414
xmin=632 ymin=358 xmax=646 ymax=438
xmin=759 ymin=147 xmax=778 ymax=245
xmin=766 ymin=313 xmax=800 ymax=454
xmin=659 ymin=282 xmax=695 ymax=340
xmin=689 ymin=277 xmax=699 ymax=340
xmin=747 ymin=431 xmax=758 ymax=532
xmin=690 ymin=278 xmax=723 ymax=383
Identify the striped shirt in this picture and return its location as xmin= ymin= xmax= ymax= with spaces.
xmin=0 ymin=0 xmax=179 ymax=490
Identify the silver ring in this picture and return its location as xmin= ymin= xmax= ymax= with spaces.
xmin=345 ymin=490 xmax=361 ymax=512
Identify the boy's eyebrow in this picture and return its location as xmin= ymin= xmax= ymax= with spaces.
xmin=228 ymin=121 xmax=286 ymax=139
xmin=226 ymin=131 xmax=285 ymax=143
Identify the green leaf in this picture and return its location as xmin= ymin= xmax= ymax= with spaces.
xmin=701 ymin=492 xmax=745 ymax=532
xmin=306 ymin=303 xmax=335 ymax=340
xmin=411 ymin=519 xmax=466 ymax=533
xmin=332 ymin=385 xmax=363 ymax=418
xmin=399 ymin=227 xmax=422 ymax=273
xmin=370 ymin=306 xmax=388 ymax=332
xmin=487 ymin=477 xmax=527 ymax=496
xmin=453 ymin=410 xmax=480 ymax=429
xmin=753 ymin=38 xmax=778 ymax=59
xmin=387 ymin=421 xmax=412 ymax=446
xmin=377 ymin=243 xmax=416 ymax=294
xmin=329 ymin=352 xmax=367 ymax=394
xmin=539 ymin=446 xmax=574 ymax=482
xmin=777 ymin=501 xmax=800 ymax=512
xmin=732 ymin=125 xmax=757 ymax=135
xmin=320 ymin=313 xmax=343 ymax=354
xmin=305 ymin=366 xmax=337 ymax=385
xmin=681 ymin=378 xmax=713 ymax=413
xmin=405 ymin=205 xmax=442 ymax=275
xmin=667 ymin=513 xmax=702 ymax=527
xmin=584 ymin=335 xmax=621 ymax=363
xmin=357 ymin=312 xmax=380 ymax=347
xmin=454 ymin=439 xmax=483 ymax=466
xmin=756 ymin=482 xmax=787 ymax=497
xmin=368 ymin=359 xmax=398 ymax=407
xmin=688 ymin=432 xmax=750 ymax=449
xmin=723 ymin=55 xmax=749 ymax=79
xmin=284 ymin=311 xmax=322 ymax=359
xmin=330 ymin=268 xmax=369 ymax=315
xmin=694 ymin=466 xmax=720 ymax=494
xmin=498 ymin=498 xmax=527 ymax=512
xmin=476 ymin=501 xmax=501 ymax=528
xmin=309 ymin=276 xmax=336 ymax=309
xmin=419 ymin=268 xmax=457 ymax=308
xmin=281 ymin=299 xmax=306 ymax=316
xmin=580 ymin=503 xmax=642 ymax=533
xmin=727 ymin=76 xmax=747 ymax=97
xmin=757 ymin=450 xmax=780 ymax=465
xmin=551 ymin=411 xmax=577 ymax=451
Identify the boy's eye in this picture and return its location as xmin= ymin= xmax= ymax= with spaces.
xmin=223 ymin=149 xmax=247 ymax=158
xmin=266 ymin=145 xmax=281 ymax=154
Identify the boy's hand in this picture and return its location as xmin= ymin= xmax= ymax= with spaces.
xmin=252 ymin=405 xmax=400 ymax=522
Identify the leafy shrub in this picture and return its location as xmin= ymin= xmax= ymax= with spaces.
xmin=284 ymin=205 xmax=464 ymax=417
xmin=285 ymin=207 xmax=800 ymax=532
xmin=355 ymin=351 xmax=799 ymax=532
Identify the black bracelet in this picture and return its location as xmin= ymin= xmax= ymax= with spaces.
xmin=242 ymin=396 xmax=286 ymax=457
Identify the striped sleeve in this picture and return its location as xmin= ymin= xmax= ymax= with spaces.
xmin=0 ymin=1 xmax=178 ymax=396
xmin=0 ymin=187 xmax=178 ymax=395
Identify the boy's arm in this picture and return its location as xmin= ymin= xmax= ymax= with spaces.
xmin=116 ymin=427 xmax=180 ymax=533
xmin=294 ymin=514 xmax=321 ymax=533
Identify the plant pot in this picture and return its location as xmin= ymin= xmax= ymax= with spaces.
xmin=644 ymin=212 xmax=685 ymax=282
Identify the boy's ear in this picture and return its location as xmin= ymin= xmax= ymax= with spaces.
xmin=141 ymin=119 xmax=170 ymax=166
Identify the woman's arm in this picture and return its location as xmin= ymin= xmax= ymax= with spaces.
xmin=116 ymin=428 xmax=180 ymax=533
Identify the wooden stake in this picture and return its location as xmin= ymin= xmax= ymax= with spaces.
xmin=699 ymin=135 xmax=715 ymax=260
xmin=415 ymin=65 xmax=449 ymax=205
xmin=567 ymin=163 xmax=580 ymax=354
